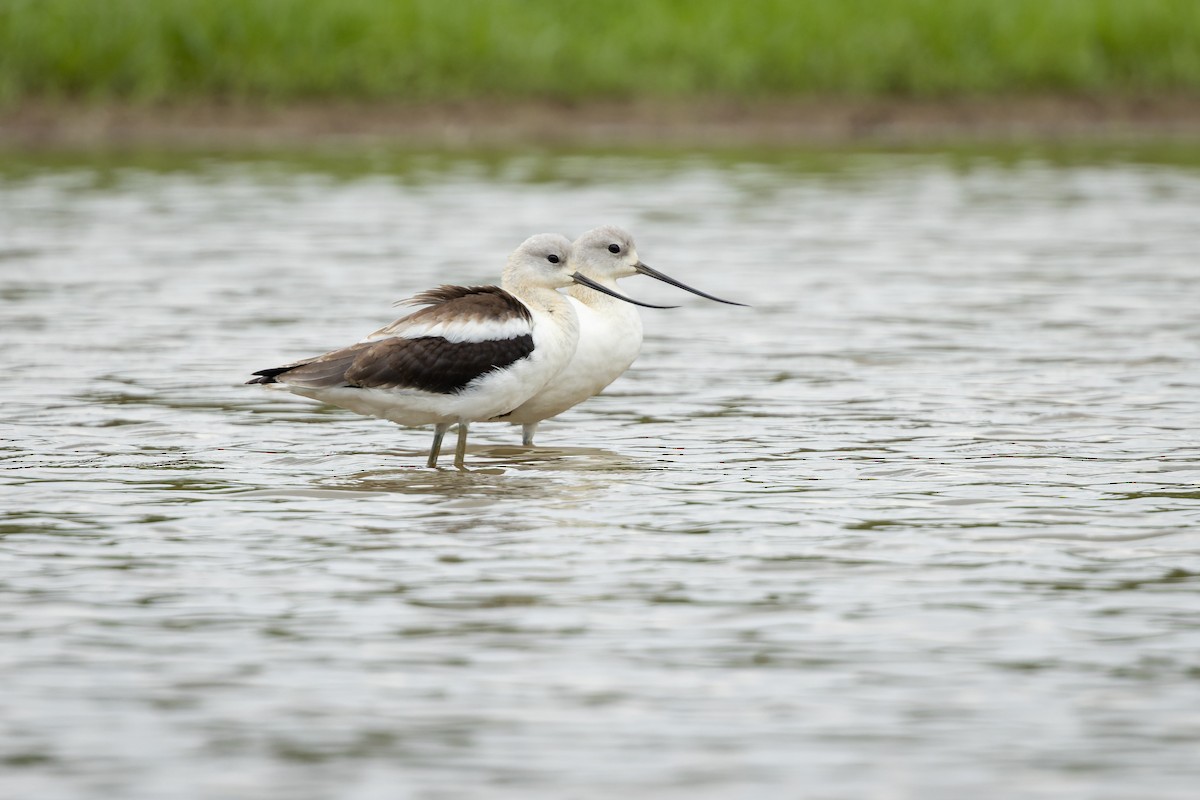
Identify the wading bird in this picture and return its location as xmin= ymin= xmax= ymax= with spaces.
xmin=494 ymin=225 xmax=746 ymax=446
xmin=247 ymin=233 xmax=657 ymax=468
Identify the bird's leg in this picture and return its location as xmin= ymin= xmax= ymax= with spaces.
xmin=427 ymin=423 xmax=450 ymax=468
xmin=454 ymin=422 xmax=470 ymax=469
xmin=521 ymin=422 xmax=538 ymax=447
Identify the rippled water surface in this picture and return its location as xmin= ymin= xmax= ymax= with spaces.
xmin=2 ymin=150 xmax=1199 ymax=799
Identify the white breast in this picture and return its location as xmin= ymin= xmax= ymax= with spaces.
xmin=499 ymin=294 xmax=643 ymax=425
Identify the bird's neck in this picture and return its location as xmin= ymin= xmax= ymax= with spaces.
xmin=567 ymin=275 xmax=628 ymax=309
xmin=503 ymin=278 xmax=574 ymax=320
xmin=534 ymin=286 xmax=574 ymax=317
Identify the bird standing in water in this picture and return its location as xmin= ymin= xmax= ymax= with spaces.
xmin=247 ymin=233 xmax=654 ymax=468
xmin=496 ymin=225 xmax=745 ymax=446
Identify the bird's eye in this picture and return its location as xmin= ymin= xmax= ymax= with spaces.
xmin=608 ymin=244 xmax=621 ymax=254
xmin=547 ymin=254 xmax=561 ymax=264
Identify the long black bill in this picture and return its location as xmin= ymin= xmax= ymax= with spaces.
xmin=634 ymin=262 xmax=748 ymax=306
xmin=572 ymin=272 xmax=679 ymax=309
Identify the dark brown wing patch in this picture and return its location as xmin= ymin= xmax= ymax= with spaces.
xmin=248 ymin=335 xmax=535 ymax=394
xmin=345 ymin=335 xmax=535 ymax=394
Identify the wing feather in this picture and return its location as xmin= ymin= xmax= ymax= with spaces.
xmin=248 ymin=285 xmax=537 ymax=394
xmin=370 ymin=285 xmax=532 ymax=340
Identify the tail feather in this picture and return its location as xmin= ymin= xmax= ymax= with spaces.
xmin=247 ymin=345 xmax=363 ymax=388
xmin=246 ymin=365 xmax=301 ymax=385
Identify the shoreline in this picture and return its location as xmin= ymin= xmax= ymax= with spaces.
xmin=4 ymin=96 xmax=1200 ymax=151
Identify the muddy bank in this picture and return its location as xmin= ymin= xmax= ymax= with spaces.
xmin=3 ymin=95 xmax=1200 ymax=150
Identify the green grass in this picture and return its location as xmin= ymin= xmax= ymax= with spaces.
xmin=2 ymin=0 xmax=1200 ymax=104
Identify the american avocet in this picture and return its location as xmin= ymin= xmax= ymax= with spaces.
xmin=246 ymin=233 xmax=654 ymax=468
xmin=494 ymin=225 xmax=745 ymax=446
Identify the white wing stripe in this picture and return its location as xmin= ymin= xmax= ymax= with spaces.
xmin=362 ymin=316 xmax=532 ymax=344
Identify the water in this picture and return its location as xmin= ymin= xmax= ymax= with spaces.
xmin=2 ymin=150 xmax=1199 ymax=799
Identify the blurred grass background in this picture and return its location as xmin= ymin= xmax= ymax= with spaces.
xmin=2 ymin=0 xmax=1199 ymax=105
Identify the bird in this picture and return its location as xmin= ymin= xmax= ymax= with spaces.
xmin=246 ymin=233 xmax=657 ymax=468
xmin=493 ymin=225 xmax=746 ymax=446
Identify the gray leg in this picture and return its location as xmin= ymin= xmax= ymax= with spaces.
xmin=427 ymin=423 xmax=450 ymax=468
xmin=454 ymin=422 xmax=470 ymax=469
xmin=521 ymin=422 xmax=538 ymax=447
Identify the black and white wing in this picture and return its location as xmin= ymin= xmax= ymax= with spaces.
xmin=247 ymin=285 xmax=536 ymax=395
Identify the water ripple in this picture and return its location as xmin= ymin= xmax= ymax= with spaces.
xmin=2 ymin=154 xmax=1200 ymax=799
